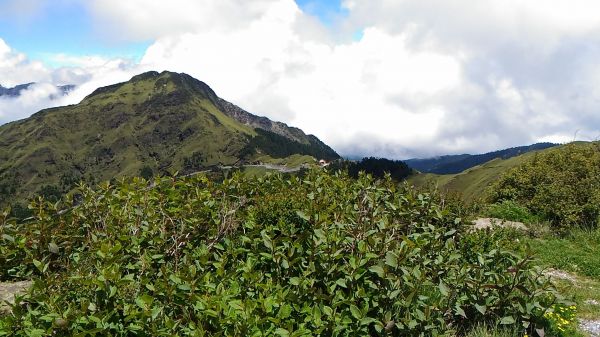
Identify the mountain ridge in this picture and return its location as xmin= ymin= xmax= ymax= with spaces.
xmin=0 ymin=82 xmax=75 ymax=98
xmin=405 ymin=142 xmax=558 ymax=174
xmin=0 ymin=70 xmax=339 ymax=205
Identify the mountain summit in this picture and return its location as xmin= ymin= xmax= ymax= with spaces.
xmin=0 ymin=71 xmax=338 ymax=203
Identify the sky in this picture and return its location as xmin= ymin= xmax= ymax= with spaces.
xmin=1 ymin=0 xmax=600 ymax=159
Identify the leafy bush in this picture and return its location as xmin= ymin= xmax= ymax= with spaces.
xmin=332 ymin=157 xmax=414 ymax=181
xmin=488 ymin=142 xmax=600 ymax=229
xmin=1 ymin=171 xmax=559 ymax=336
xmin=485 ymin=201 xmax=541 ymax=224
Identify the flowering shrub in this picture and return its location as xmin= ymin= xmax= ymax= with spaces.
xmin=544 ymin=304 xmax=579 ymax=336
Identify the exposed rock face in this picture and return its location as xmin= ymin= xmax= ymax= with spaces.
xmin=218 ymin=98 xmax=310 ymax=145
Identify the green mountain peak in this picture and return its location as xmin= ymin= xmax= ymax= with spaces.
xmin=0 ymin=71 xmax=339 ymax=205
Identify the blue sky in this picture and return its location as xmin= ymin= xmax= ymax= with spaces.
xmin=0 ymin=2 xmax=146 ymax=66
xmin=0 ymin=0 xmax=343 ymax=67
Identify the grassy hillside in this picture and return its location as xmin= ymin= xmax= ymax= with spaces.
xmin=407 ymin=142 xmax=600 ymax=201
xmin=407 ymin=151 xmax=542 ymax=201
xmin=405 ymin=143 xmax=557 ymax=174
xmin=0 ymin=71 xmax=338 ymax=206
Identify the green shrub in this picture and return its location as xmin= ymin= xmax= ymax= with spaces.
xmin=485 ymin=201 xmax=541 ymax=224
xmin=489 ymin=143 xmax=600 ymax=229
xmin=543 ymin=304 xmax=583 ymax=337
xmin=0 ymin=171 xmax=559 ymax=336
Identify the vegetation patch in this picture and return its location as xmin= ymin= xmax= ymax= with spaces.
xmin=0 ymin=171 xmax=560 ymax=336
xmin=489 ymin=142 xmax=600 ymax=229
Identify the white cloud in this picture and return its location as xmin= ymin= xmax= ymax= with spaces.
xmin=0 ymin=38 xmax=144 ymax=124
xmin=0 ymin=83 xmax=61 ymax=124
xmin=0 ymin=39 xmax=51 ymax=87
xmin=88 ymin=0 xmax=280 ymax=41
xmin=3 ymin=0 xmax=600 ymax=158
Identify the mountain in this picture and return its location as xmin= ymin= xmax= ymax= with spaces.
xmin=404 ymin=142 xmax=557 ymax=174
xmin=0 ymin=71 xmax=339 ymax=205
xmin=0 ymin=83 xmax=75 ymax=98
xmin=407 ymin=142 xmax=581 ymax=201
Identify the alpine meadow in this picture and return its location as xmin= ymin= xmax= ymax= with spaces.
xmin=1 ymin=1 xmax=600 ymax=336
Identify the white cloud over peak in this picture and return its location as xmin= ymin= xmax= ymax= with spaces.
xmin=0 ymin=38 xmax=142 ymax=124
xmin=89 ymin=0 xmax=282 ymax=41
xmin=3 ymin=0 xmax=600 ymax=158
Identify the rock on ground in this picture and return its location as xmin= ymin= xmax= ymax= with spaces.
xmin=580 ymin=319 xmax=600 ymax=337
xmin=471 ymin=218 xmax=528 ymax=231
xmin=0 ymin=281 xmax=32 ymax=314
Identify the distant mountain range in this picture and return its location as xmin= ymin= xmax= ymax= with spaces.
xmin=0 ymin=71 xmax=338 ymax=204
xmin=404 ymin=143 xmax=558 ymax=174
xmin=0 ymin=83 xmax=75 ymax=98
xmin=407 ymin=142 xmax=592 ymax=201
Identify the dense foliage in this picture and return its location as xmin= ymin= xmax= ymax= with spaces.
xmin=241 ymin=129 xmax=340 ymax=161
xmin=329 ymin=157 xmax=414 ymax=181
xmin=1 ymin=171 xmax=558 ymax=336
xmin=488 ymin=142 xmax=600 ymax=228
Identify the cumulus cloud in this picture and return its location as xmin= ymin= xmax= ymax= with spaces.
xmin=0 ymin=38 xmax=143 ymax=124
xmin=0 ymin=83 xmax=62 ymax=124
xmin=95 ymin=0 xmax=600 ymax=158
xmin=88 ymin=0 xmax=281 ymax=41
xmin=3 ymin=0 xmax=600 ymax=158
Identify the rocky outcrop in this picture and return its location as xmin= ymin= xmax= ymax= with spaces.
xmin=218 ymin=98 xmax=310 ymax=145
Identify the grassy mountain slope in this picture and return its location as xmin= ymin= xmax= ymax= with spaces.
xmin=0 ymin=71 xmax=338 ymax=204
xmin=407 ymin=145 xmax=564 ymax=200
xmin=405 ymin=143 xmax=557 ymax=174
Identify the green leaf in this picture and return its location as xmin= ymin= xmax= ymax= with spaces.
xmin=296 ymin=211 xmax=310 ymax=221
xmin=48 ymin=242 xmax=59 ymax=254
xmin=2 ymin=234 xmax=14 ymax=242
xmin=350 ymin=305 xmax=362 ymax=320
xmin=335 ymin=279 xmax=347 ymax=288
xmin=274 ymin=328 xmax=290 ymax=337
xmin=385 ymin=251 xmax=398 ymax=268
xmin=455 ymin=305 xmax=467 ymax=318
xmin=289 ymin=277 xmax=300 ymax=286
xmin=369 ymin=265 xmax=385 ymax=277
xmin=475 ymin=304 xmax=487 ymax=315
xmin=500 ymin=316 xmax=515 ymax=325
xmin=262 ymin=232 xmax=273 ymax=250
xmin=438 ymin=281 xmax=449 ymax=297
xmin=32 ymin=259 xmax=43 ymax=272
xmin=169 ymin=274 xmax=182 ymax=284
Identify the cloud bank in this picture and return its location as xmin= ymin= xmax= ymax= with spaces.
xmin=2 ymin=0 xmax=600 ymax=158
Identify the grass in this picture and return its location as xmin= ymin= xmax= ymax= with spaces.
xmin=408 ymin=154 xmax=538 ymax=201
xmin=527 ymin=228 xmax=600 ymax=280
xmin=256 ymin=154 xmax=316 ymax=167
xmin=461 ymin=325 xmax=522 ymax=337
xmin=486 ymin=224 xmax=600 ymax=324
xmin=485 ymin=201 xmax=542 ymax=224
xmin=552 ymin=276 xmax=600 ymax=320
